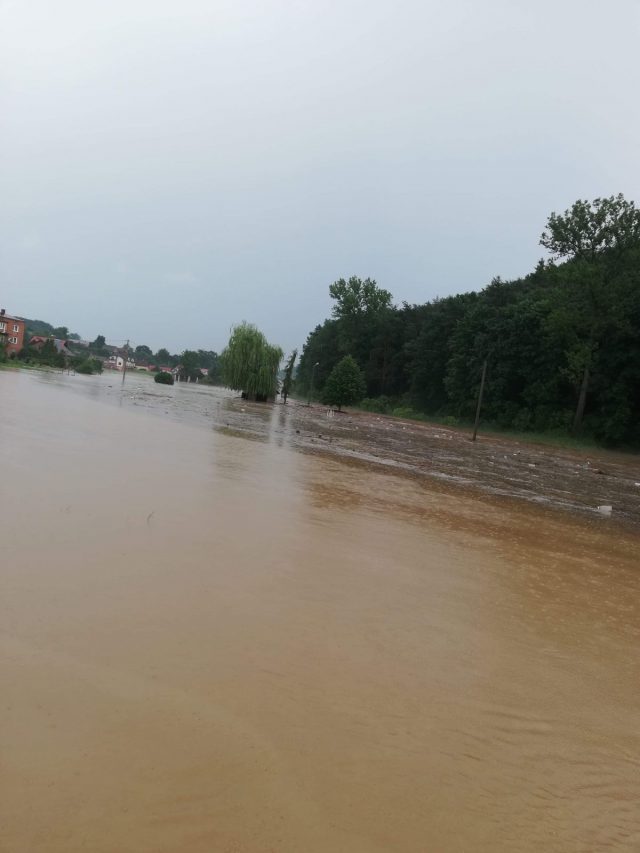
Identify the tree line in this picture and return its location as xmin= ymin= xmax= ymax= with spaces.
xmin=296 ymin=195 xmax=640 ymax=446
xmin=86 ymin=337 xmax=222 ymax=382
xmin=9 ymin=326 xmax=223 ymax=384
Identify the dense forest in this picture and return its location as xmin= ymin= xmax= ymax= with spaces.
xmin=297 ymin=196 xmax=640 ymax=446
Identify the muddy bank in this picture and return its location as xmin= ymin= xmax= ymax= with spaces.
xmin=219 ymin=397 xmax=640 ymax=526
xmin=33 ymin=370 xmax=640 ymax=526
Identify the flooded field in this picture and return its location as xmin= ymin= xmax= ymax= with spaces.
xmin=1 ymin=369 xmax=639 ymax=852
xmin=56 ymin=372 xmax=640 ymax=526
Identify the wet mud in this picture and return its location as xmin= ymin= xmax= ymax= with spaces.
xmin=71 ymin=372 xmax=640 ymax=527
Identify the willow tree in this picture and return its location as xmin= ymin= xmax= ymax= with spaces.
xmin=220 ymin=323 xmax=283 ymax=401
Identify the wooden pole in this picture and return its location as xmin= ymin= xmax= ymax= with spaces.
xmin=121 ymin=339 xmax=129 ymax=386
xmin=572 ymin=364 xmax=590 ymax=434
xmin=471 ymin=358 xmax=487 ymax=442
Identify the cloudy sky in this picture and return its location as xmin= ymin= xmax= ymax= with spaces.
xmin=1 ymin=0 xmax=639 ymax=354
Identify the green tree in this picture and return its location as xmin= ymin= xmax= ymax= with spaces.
xmin=322 ymin=355 xmax=366 ymax=411
xmin=23 ymin=318 xmax=54 ymax=339
xmin=281 ymin=349 xmax=297 ymax=403
xmin=178 ymin=350 xmax=200 ymax=381
xmin=292 ymin=195 xmax=640 ymax=446
xmin=328 ymin=277 xmax=395 ymax=395
xmin=155 ymin=347 xmax=171 ymax=365
xmin=406 ymin=293 xmax=477 ymax=413
xmin=197 ymin=350 xmax=222 ymax=384
xmin=90 ymin=334 xmax=108 ymax=357
xmin=297 ymin=320 xmax=342 ymax=397
xmin=540 ymin=194 xmax=640 ymax=262
xmin=221 ymin=323 xmax=283 ymax=401
xmin=135 ymin=344 xmax=153 ymax=361
xmin=329 ymin=276 xmax=393 ymax=319
xmin=541 ymin=195 xmax=640 ymax=432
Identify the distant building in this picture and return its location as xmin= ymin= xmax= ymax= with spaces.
xmin=29 ymin=336 xmax=73 ymax=357
xmin=104 ymin=351 xmax=135 ymax=371
xmin=0 ymin=309 xmax=25 ymax=356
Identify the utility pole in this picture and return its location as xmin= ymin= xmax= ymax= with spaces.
xmin=121 ymin=339 xmax=130 ymax=386
xmin=471 ymin=358 xmax=488 ymax=442
xmin=308 ymin=361 xmax=319 ymax=406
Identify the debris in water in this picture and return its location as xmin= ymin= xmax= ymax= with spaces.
xmin=596 ymin=505 xmax=613 ymax=516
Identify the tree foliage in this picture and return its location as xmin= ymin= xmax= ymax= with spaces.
xmin=329 ymin=276 xmax=393 ymax=320
xmin=135 ymin=344 xmax=153 ymax=360
xmin=178 ymin=350 xmax=200 ymax=381
xmin=75 ymin=357 xmax=103 ymax=375
xmin=88 ymin=335 xmax=109 ymax=357
xmin=221 ymin=323 xmax=283 ymax=401
xmin=322 ymin=355 xmax=366 ymax=410
xmin=18 ymin=338 xmax=67 ymax=368
xmin=297 ymin=195 xmax=640 ymax=445
xmin=540 ymin=194 xmax=640 ymax=261
xmin=154 ymin=371 xmax=174 ymax=385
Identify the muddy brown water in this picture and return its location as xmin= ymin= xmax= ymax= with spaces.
xmin=1 ymin=370 xmax=639 ymax=852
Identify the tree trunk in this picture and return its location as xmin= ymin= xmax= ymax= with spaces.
xmin=572 ymin=365 xmax=590 ymax=434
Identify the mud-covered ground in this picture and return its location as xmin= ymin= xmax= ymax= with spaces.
xmin=219 ymin=396 xmax=640 ymax=528
xmin=43 ymin=371 xmax=640 ymax=528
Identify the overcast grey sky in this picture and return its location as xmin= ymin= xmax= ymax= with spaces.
xmin=1 ymin=0 xmax=639 ymax=354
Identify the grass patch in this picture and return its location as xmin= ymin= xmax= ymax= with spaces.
xmin=354 ymin=400 xmax=620 ymax=453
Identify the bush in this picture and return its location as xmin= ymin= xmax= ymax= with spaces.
xmin=441 ymin=415 xmax=459 ymax=427
xmin=359 ymin=396 xmax=394 ymax=414
xmin=391 ymin=405 xmax=416 ymax=419
xmin=75 ymin=357 xmax=103 ymax=375
xmin=154 ymin=371 xmax=174 ymax=385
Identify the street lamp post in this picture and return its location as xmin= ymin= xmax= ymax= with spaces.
xmin=308 ymin=361 xmax=319 ymax=406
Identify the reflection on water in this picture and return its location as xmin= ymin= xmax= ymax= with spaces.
xmin=1 ymin=370 xmax=639 ymax=853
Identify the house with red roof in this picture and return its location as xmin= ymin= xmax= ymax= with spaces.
xmin=0 ymin=309 xmax=25 ymax=356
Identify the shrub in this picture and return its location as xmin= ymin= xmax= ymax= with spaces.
xmin=75 ymin=357 xmax=103 ymax=375
xmin=359 ymin=396 xmax=393 ymax=414
xmin=441 ymin=415 xmax=459 ymax=427
xmin=154 ymin=371 xmax=174 ymax=385
xmin=391 ymin=405 xmax=416 ymax=419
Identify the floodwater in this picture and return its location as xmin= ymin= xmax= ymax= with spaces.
xmin=1 ymin=370 xmax=639 ymax=852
